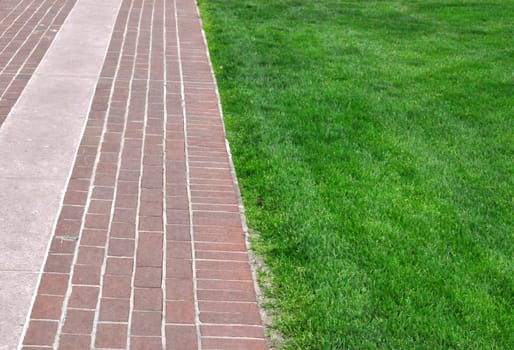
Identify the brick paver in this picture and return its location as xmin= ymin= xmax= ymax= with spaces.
xmin=16 ymin=0 xmax=266 ymax=349
xmin=0 ymin=0 xmax=78 ymax=126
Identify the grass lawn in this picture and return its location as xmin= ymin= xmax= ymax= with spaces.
xmin=199 ymin=0 xmax=513 ymax=348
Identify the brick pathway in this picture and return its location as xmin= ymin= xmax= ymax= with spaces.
xmin=0 ymin=0 xmax=77 ymax=125
xmin=0 ymin=0 xmax=266 ymax=349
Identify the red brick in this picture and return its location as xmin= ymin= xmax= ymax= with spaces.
xmin=113 ymin=208 xmax=137 ymax=223
xmin=23 ymin=320 xmax=58 ymax=346
xmin=92 ymin=186 xmax=114 ymax=200
xmin=58 ymin=334 xmax=91 ymax=350
xmin=198 ymin=301 xmax=262 ymax=325
xmin=192 ymin=211 xmax=241 ymax=227
xmin=197 ymin=279 xmax=254 ymax=292
xmin=67 ymin=180 xmax=89 ymax=192
xmin=200 ymin=325 xmax=264 ymax=338
xmin=135 ymin=267 xmax=162 ymax=288
xmin=88 ymin=200 xmax=112 ymax=214
xmin=145 ymin=136 xmax=163 ymax=145
xmin=166 ymin=196 xmax=188 ymax=210
xmin=144 ymin=155 xmax=162 ymax=166
xmin=71 ymin=166 xmax=93 ymax=179
xmin=191 ymin=189 xmax=237 ymax=204
xmin=117 ymin=180 xmax=139 ymax=195
xmin=199 ymin=301 xmax=260 ymax=314
xmin=63 ymin=191 xmax=87 ymax=206
xmin=166 ymin=259 xmax=192 ymax=280
xmin=196 ymin=250 xmax=248 ymax=261
xmin=190 ymin=195 xmax=237 ymax=205
xmin=141 ymin=188 xmax=162 ymax=201
xmin=166 ymin=278 xmax=193 ymax=300
xmin=165 ymin=325 xmax=197 ymax=350
xmin=95 ymin=323 xmax=127 ymax=349
xmin=84 ymin=214 xmax=110 ymax=230
xmin=196 ymin=260 xmax=249 ymax=271
xmin=44 ymin=254 xmax=73 ymax=273
xmin=131 ymin=311 xmax=162 ymax=336
xmin=119 ymin=169 xmax=140 ymax=181
xmin=124 ymin=139 xmax=142 ymax=149
xmin=77 ymin=246 xmax=104 ymax=265
xmin=167 ymin=184 xmax=187 ymax=196
xmin=55 ymin=219 xmax=81 ymax=236
xmin=134 ymin=288 xmax=163 ymax=311
xmin=94 ymin=172 xmax=116 ymax=186
xmin=110 ymin=222 xmax=136 ymax=238
xmin=190 ymin=178 xmax=232 ymax=187
xmin=194 ymin=225 xmax=242 ymax=235
xmin=166 ymin=300 xmax=195 ymax=324
xmin=166 ymin=170 xmax=186 ymax=184
xmin=80 ymin=229 xmax=107 ymax=246
xmin=196 ymin=268 xmax=252 ymax=281
xmin=166 ymin=209 xmax=189 ymax=225
xmin=105 ymin=257 xmax=133 ymax=275
xmin=192 ymin=203 xmax=238 ymax=212
xmin=120 ymin=159 xmax=141 ymax=172
xmin=103 ymin=275 xmax=131 ymax=298
xmin=31 ymin=295 xmax=63 ymax=320
xmin=166 ymin=224 xmax=190 ymax=241
xmin=116 ymin=194 xmax=138 ymax=209
xmin=197 ymin=289 xmax=255 ymax=302
xmin=49 ymin=238 xmax=77 ymax=254
xmin=72 ymin=264 xmax=101 ymax=285
xmin=102 ymin=142 xmax=121 ymax=153
xmin=108 ymin=238 xmax=135 ymax=256
xmin=62 ymin=309 xmax=94 ymax=334
xmin=199 ymin=309 xmax=262 ymax=325
xmin=38 ymin=273 xmax=69 ymax=296
xmin=122 ymin=147 xmax=142 ymax=159
xmin=60 ymin=205 xmax=84 ymax=220
xmin=97 ymin=163 xmax=117 ymax=175
xmin=136 ymin=233 xmax=163 ymax=267
xmin=139 ymin=216 xmax=163 ymax=231
xmin=131 ymin=336 xmax=162 ymax=350
xmin=68 ymin=286 xmax=99 ymax=309
xmin=140 ymin=200 xmax=163 ymax=216
xmin=167 ymin=241 xmax=191 ymax=259
xmin=99 ymin=298 xmax=130 ymax=322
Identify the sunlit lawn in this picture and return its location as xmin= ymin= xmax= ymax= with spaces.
xmin=200 ymin=0 xmax=513 ymax=348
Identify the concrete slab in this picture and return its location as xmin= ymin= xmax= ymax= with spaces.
xmin=0 ymin=272 xmax=39 ymax=350
xmin=0 ymin=179 xmax=63 ymax=271
xmin=0 ymin=78 xmax=96 ymax=178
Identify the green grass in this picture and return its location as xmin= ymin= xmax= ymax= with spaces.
xmin=198 ymin=0 xmax=514 ymax=348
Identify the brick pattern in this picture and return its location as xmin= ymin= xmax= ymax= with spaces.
xmin=0 ymin=0 xmax=78 ymax=126
xmin=21 ymin=0 xmax=266 ymax=349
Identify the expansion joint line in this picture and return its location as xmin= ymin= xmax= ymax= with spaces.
xmin=173 ymin=0 xmax=202 ymax=348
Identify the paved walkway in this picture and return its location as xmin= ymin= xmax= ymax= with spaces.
xmin=0 ymin=0 xmax=266 ymax=349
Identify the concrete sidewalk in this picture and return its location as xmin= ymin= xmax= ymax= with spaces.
xmin=0 ymin=0 xmax=266 ymax=349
